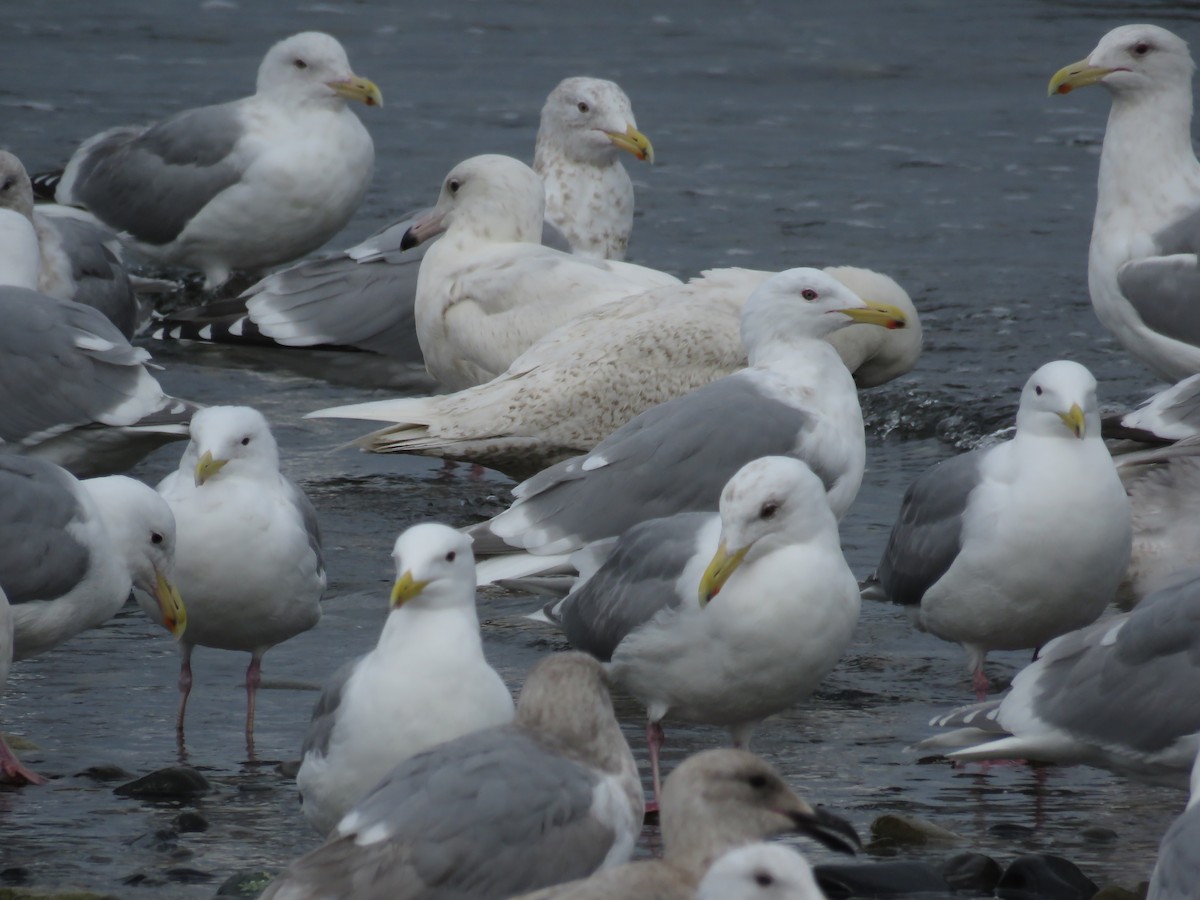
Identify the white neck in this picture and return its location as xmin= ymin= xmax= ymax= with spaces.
xmin=0 ymin=209 xmax=41 ymax=290
xmin=376 ymin=599 xmax=484 ymax=659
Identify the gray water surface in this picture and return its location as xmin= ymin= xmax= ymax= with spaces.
xmin=3 ymin=0 xmax=1195 ymax=895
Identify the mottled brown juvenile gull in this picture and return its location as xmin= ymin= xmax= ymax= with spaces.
xmin=920 ymin=565 xmax=1200 ymax=784
xmin=259 ymin=653 xmax=643 ymax=900
xmin=863 ymin=361 xmax=1131 ymax=698
xmin=42 ymin=32 xmax=381 ymax=290
xmin=0 ymin=585 xmax=44 ymax=785
xmin=1050 ymin=24 xmax=1200 ymax=381
xmin=545 ymin=457 xmax=859 ymax=806
xmin=308 ymin=266 xmax=921 ymax=477
xmin=697 ymin=844 xmax=824 ymax=900
xmin=400 ymin=154 xmax=678 ymax=390
xmin=512 ymin=749 xmax=858 ymax=900
xmin=152 ymin=406 xmax=325 ymax=740
xmin=1148 ymin=747 xmax=1200 ymax=898
xmin=468 ymin=267 xmax=906 ymax=579
xmin=296 ymin=523 xmax=514 ymax=835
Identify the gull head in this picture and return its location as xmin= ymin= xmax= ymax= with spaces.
xmin=389 ymin=523 xmax=476 ymax=611
xmin=540 ymin=77 xmax=654 ymax=165
xmin=697 ymin=844 xmax=823 ymax=900
xmin=185 ymin=405 xmax=281 ymax=486
xmin=1049 ymin=24 xmax=1194 ymax=99
xmin=1015 ymin=359 xmax=1100 ymax=442
xmin=258 ymin=31 xmax=382 ymax=108
xmin=0 ymin=152 xmax=34 ymax=221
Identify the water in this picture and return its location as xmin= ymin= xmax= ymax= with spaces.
xmin=2 ymin=0 xmax=1196 ymax=894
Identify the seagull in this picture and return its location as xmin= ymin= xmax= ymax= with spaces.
xmin=40 ymin=32 xmax=381 ymax=290
xmin=150 ymin=75 xmax=654 ymax=355
xmin=864 ymin=360 xmax=1132 ymax=698
xmin=1049 ymin=24 xmax=1200 ymax=382
xmin=259 ymin=653 xmax=643 ymax=900
xmin=153 ymin=406 xmax=325 ymax=740
xmin=511 ymin=749 xmax=859 ymax=900
xmin=1147 ymin=746 xmax=1200 ymax=898
xmin=467 ymin=266 xmax=907 ymax=581
xmin=296 ymin=523 xmax=514 ymax=835
xmin=697 ymin=844 xmax=825 ymax=900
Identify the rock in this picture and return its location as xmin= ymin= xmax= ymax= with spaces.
xmin=76 ymin=764 xmax=132 ymax=782
xmin=815 ymin=860 xmax=953 ymax=897
xmin=164 ymin=867 xmax=212 ymax=884
xmin=869 ymin=813 xmax=962 ymax=846
xmin=941 ymin=851 xmax=1003 ymax=892
xmin=2 ymin=736 xmax=39 ymax=752
xmin=0 ymin=890 xmax=124 ymax=899
xmin=113 ymin=766 xmax=210 ymax=799
xmin=215 ymin=871 xmax=277 ymax=897
xmin=1080 ymin=826 xmax=1119 ymax=844
xmin=1092 ymin=886 xmax=1147 ymax=900
xmin=0 ymin=870 xmax=30 ymax=886
xmin=989 ymin=822 xmax=1037 ymax=839
xmin=173 ymin=811 xmax=209 ymax=833
xmin=997 ymin=854 xmax=1099 ymax=900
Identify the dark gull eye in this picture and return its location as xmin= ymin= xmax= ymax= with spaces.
xmin=754 ymin=872 xmax=774 ymax=887
xmin=447 ymin=178 xmax=461 ymax=195
xmin=577 ymin=101 xmax=590 ymax=113
xmin=293 ymin=58 xmax=308 ymax=69
xmin=445 ymin=550 xmax=456 ymax=562
xmin=151 ymin=532 xmax=164 ymax=545
xmin=0 ymin=177 xmax=13 ymax=192
xmin=801 ymin=289 xmax=818 ymax=301
xmin=748 ymin=773 xmax=768 ymax=788
xmin=1133 ymin=42 xmax=1151 ymax=56
xmin=241 ymin=436 xmax=251 ymax=446
xmin=1034 ymin=385 xmax=1043 ymax=396
xmin=760 ymin=501 xmax=779 ymax=520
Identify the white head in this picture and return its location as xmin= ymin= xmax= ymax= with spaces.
xmin=698 ymin=457 xmax=838 ymax=605
xmin=256 ymin=31 xmax=382 ymax=108
xmin=402 ymin=154 xmax=546 ymax=249
xmin=1014 ymin=360 xmax=1101 ymax=441
xmin=389 ymin=523 xmax=477 ymax=613
xmin=697 ymin=844 xmax=823 ymax=900
xmin=0 ymin=152 xmax=34 ymax=221
xmin=739 ymin=267 xmax=907 ymax=363
xmin=0 ymin=151 xmax=39 ymax=291
xmin=537 ymin=77 xmax=653 ymax=166
xmin=182 ymin=405 xmax=281 ymax=486
xmin=81 ymin=476 xmax=186 ymax=638
xmin=1049 ymin=24 xmax=1194 ymax=101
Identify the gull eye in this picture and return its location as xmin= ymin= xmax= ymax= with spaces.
xmin=801 ymin=289 xmax=818 ymax=301
xmin=151 ymin=532 xmax=164 ymax=545
xmin=1133 ymin=42 xmax=1151 ymax=56
xmin=748 ymin=773 xmax=768 ymax=788
xmin=755 ymin=872 xmax=775 ymax=887
xmin=1034 ymin=385 xmax=1043 ymax=396
xmin=577 ymin=101 xmax=590 ymax=113
xmin=445 ymin=550 xmax=456 ymax=562
xmin=0 ymin=177 xmax=13 ymax=192
xmin=241 ymin=436 xmax=251 ymax=446
xmin=293 ymin=58 xmax=308 ymax=69
xmin=447 ymin=178 xmax=461 ymax=195
xmin=760 ymin=501 xmax=779 ymax=520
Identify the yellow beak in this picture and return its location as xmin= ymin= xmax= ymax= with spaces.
xmin=155 ymin=570 xmax=186 ymax=639
xmin=605 ymin=124 xmax=655 ymax=164
xmin=1048 ymin=58 xmax=1114 ymax=96
xmin=328 ymin=75 xmax=384 ymax=108
xmin=194 ymin=450 xmax=228 ymax=487
xmin=698 ymin=540 xmax=750 ymax=606
xmin=839 ymin=301 xmax=908 ymax=330
xmin=390 ymin=570 xmax=430 ymax=607
xmin=1059 ymin=402 xmax=1086 ymax=439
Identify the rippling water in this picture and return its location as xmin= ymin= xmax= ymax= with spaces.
xmin=3 ymin=0 xmax=1197 ymax=895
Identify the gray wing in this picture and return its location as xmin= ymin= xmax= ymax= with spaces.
xmin=1117 ymin=210 xmax=1200 ymax=351
xmin=1026 ymin=570 xmax=1200 ymax=756
xmin=559 ymin=512 xmax=714 ymax=661
xmin=264 ymin=727 xmax=619 ymax=900
xmin=1105 ymin=375 xmax=1200 ymax=444
xmin=1148 ymin=801 xmax=1200 ymax=900
xmin=301 ymin=655 xmax=361 ymax=760
xmin=0 ymin=457 xmax=91 ymax=604
xmin=287 ymin=477 xmax=325 ymax=578
xmin=66 ymin=104 xmax=245 ymax=246
xmin=875 ymin=450 xmax=984 ymax=607
xmin=490 ymin=374 xmax=817 ymax=551
xmin=39 ymin=214 xmax=138 ymax=338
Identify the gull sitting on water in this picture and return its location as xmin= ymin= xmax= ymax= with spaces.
xmin=1050 ymin=24 xmax=1200 ymax=382
xmin=152 ymin=406 xmax=325 ymax=740
xmin=863 ymin=360 xmax=1132 ymax=698
xmin=39 ymin=32 xmax=381 ymax=290
xmin=260 ymin=653 xmax=642 ymax=900
xmin=296 ymin=523 xmax=514 ymax=835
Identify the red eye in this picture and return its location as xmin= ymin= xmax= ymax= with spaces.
xmin=801 ymin=289 xmax=818 ymax=301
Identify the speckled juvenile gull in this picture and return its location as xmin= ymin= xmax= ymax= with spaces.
xmin=150 ymin=76 xmax=652 ymax=354
xmin=0 ymin=455 xmax=185 ymax=662
xmin=309 ymin=266 xmax=921 ymax=477
xmin=297 ymin=523 xmax=513 ymax=835
xmin=1148 ymin=747 xmax=1200 ymax=898
xmin=42 ymin=32 xmax=380 ymax=290
xmin=467 ymin=267 xmax=907 ymax=578
xmin=697 ymin=844 xmax=824 ymax=900
xmin=512 ymin=749 xmax=859 ymax=900
xmin=863 ymin=360 xmax=1131 ymax=698
xmin=920 ymin=566 xmax=1200 ymax=783
xmin=152 ymin=406 xmax=325 ymax=740
xmin=400 ymin=154 xmax=678 ymax=390
xmin=1050 ymin=24 xmax=1200 ymax=381
xmin=0 ymin=585 xmax=45 ymax=785
xmin=259 ymin=653 xmax=642 ymax=900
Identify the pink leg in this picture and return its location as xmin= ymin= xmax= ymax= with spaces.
xmin=972 ymin=666 xmax=989 ymax=702
xmin=646 ymin=719 xmax=665 ymax=814
xmin=0 ymin=733 xmax=46 ymax=786
xmin=176 ymin=644 xmax=194 ymax=734
xmin=245 ymin=652 xmax=263 ymax=739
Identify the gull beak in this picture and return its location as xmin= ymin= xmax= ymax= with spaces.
xmin=698 ymin=540 xmax=750 ymax=606
xmin=194 ymin=450 xmax=229 ymax=487
xmin=838 ymin=300 xmax=908 ymax=330
xmin=604 ymin=124 xmax=655 ymax=164
xmin=1048 ymin=58 xmax=1114 ymax=96
xmin=154 ymin=570 xmax=187 ymax=639
xmin=787 ymin=802 xmax=862 ymax=856
xmin=390 ymin=570 xmax=430 ymax=608
xmin=328 ymin=74 xmax=384 ymax=107
xmin=1059 ymin=402 xmax=1086 ymax=439
xmin=400 ymin=209 xmax=447 ymax=251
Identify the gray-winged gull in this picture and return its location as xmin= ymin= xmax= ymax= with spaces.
xmin=42 ymin=32 xmax=381 ymax=290
xmin=259 ymin=652 xmax=643 ymax=900
xmin=151 ymin=406 xmax=325 ymax=740
xmin=308 ymin=266 xmax=922 ymax=478
xmin=399 ymin=154 xmax=679 ymax=390
xmin=919 ymin=565 xmax=1200 ymax=783
xmin=467 ymin=267 xmax=907 ymax=582
xmin=1049 ymin=24 xmax=1200 ymax=382
xmin=863 ymin=360 xmax=1131 ymax=698
xmin=1147 ymin=747 xmax=1200 ymax=898
xmin=296 ymin=523 xmax=514 ymax=835
xmin=0 ymin=455 xmax=185 ymax=663
xmin=544 ymin=456 xmax=859 ymax=807
xmin=512 ymin=749 xmax=858 ymax=900
xmin=0 ymin=585 xmax=44 ymax=784
xmin=697 ymin=844 xmax=824 ymax=900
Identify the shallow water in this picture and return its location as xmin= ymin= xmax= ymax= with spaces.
xmin=2 ymin=0 xmax=1197 ymax=895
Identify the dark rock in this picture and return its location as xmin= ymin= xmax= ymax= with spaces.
xmin=164 ymin=867 xmax=212 ymax=884
xmin=997 ymin=854 xmax=1099 ymax=900
xmin=173 ymin=811 xmax=208 ymax=833
xmin=1080 ymin=826 xmax=1119 ymax=844
xmin=941 ymin=851 xmax=1003 ymax=892
xmin=869 ymin=813 xmax=962 ymax=846
xmin=215 ymin=870 xmax=277 ymax=897
xmin=76 ymin=764 xmax=133 ymax=782
xmin=1092 ymin=885 xmax=1147 ymax=900
xmin=125 ymin=828 xmax=178 ymax=851
xmin=989 ymin=822 xmax=1037 ymax=839
xmin=113 ymin=766 xmax=210 ymax=799
xmin=0 ymin=870 xmax=30 ymax=886
xmin=815 ymin=860 xmax=954 ymax=898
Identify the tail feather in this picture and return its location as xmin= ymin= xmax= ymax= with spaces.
xmin=31 ymin=170 xmax=63 ymax=202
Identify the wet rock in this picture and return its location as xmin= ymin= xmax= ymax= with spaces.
xmin=125 ymin=827 xmax=178 ymax=851
xmin=941 ymin=851 xmax=1003 ymax=892
xmin=815 ymin=860 xmax=953 ymax=897
xmin=3 ymin=735 xmax=39 ymax=751
xmin=0 ymin=890 xmax=124 ymax=899
xmin=113 ymin=765 xmax=210 ymax=799
xmin=173 ymin=811 xmax=209 ymax=833
xmin=1093 ymin=885 xmax=1147 ymax=900
xmin=0 ymin=870 xmax=30 ymax=886
xmin=164 ymin=867 xmax=212 ymax=884
xmin=989 ymin=821 xmax=1037 ymax=839
xmin=869 ymin=813 xmax=962 ymax=846
xmin=277 ymin=759 xmax=301 ymax=779
xmin=216 ymin=870 xmax=277 ymax=896
xmin=1080 ymin=826 xmax=1119 ymax=844
xmin=76 ymin=764 xmax=132 ymax=782
xmin=996 ymin=854 xmax=1098 ymax=900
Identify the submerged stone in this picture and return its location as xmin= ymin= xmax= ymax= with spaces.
xmin=997 ymin=854 xmax=1099 ymax=900
xmin=113 ymin=766 xmax=210 ymax=799
xmin=216 ymin=870 xmax=277 ymax=897
xmin=941 ymin=851 xmax=1003 ymax=892
xmin=815 ymin=860 xmax=954 ymax=897
xmin=869 ymin=813 xmax=962 ymax=846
